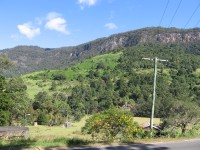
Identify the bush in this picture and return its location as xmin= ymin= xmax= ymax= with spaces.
xmin=82 ymin=107 xmax=142 ymax=142
xmin=37 ymin=112 xmax=49 ymax=125
xmin=52 ymin=74 xmax=66 ymax=80
xmin=187 ymin=124 xmax=200 ymax=137
xmin=0 ymin=110 xmax=10 ymax=126
xmin=160 ymin=100 xmax=200 ymax=134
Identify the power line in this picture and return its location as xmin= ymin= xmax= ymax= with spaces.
xmin=168 ymin=0 xmax=182 ymax=27
xmin=184 ymin=2 xmax=200 ymax=28
xmin=159 ymin=0 xmax=170 ymax=26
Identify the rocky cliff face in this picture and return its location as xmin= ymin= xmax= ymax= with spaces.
xmin=108 ymin=29 xmax=200 ymax=48
xmin=82 ymin=28 xmax=200 ymax=54
xmin=2 ymin=27 xmax=200 ymax=76
xmin=155 ymin=32 xmax=200 ymax=43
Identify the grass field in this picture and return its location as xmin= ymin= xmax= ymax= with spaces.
xmin=0 ymin=117 xmax=91 ymax=148
xmin=29 ymin=116 xmax=89 ymax=140
xmin=24 ymin=79 xmax=51 ymax=99
xmin=27 ymin=116 xmax=160 ymax=140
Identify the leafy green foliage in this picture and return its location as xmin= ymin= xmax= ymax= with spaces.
xmin=0 ymin=76 xmax=29 ymax=126
xmin=52 ymin=74 xmax=66 ymax=80
xmin=161 ymin=100 xmax=200 ymax=134
xmin=26 ymin=53 xmax=120 ymax=81
xmin=82 ymin=108 xmax=142 ymax=142
xmin=0 ymin=109 xmax=10 ymax=126
xmin=3 ymin=36 xmax=199 ymax=132
xmin=32 ymin=91 xmax=71 ymax=125
xmin=20 ymin=41 xmax=200 ymax=125
xmin=37 ymin=112 xmax=50 ymax=125
xmin=0 ymin=54 xmax=14 ymax=70
xmin=0 ymin=55 xmax=30 ymax=126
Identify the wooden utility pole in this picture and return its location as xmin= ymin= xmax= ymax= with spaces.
xmin=142 ymin=57 xmax=168 ymax=129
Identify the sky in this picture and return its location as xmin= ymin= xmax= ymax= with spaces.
xmin=0 ymin=0 xmax=200 ymax=50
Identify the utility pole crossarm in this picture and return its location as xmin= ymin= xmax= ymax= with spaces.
xmin=142 ymin=58 xmax=154 ymax=61
xmin=142 ymin=57 xmax=168 ymax=62
xmin=157 ymin=59 xmax=168 ymax=62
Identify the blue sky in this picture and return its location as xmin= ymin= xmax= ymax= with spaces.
xmin=0 ymin=0 xmax=200 ymax=50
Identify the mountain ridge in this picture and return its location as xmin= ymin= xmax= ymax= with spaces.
xmin=2 ymin=27 xmax=200 ymax=76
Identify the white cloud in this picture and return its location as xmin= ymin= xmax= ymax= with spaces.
xmin=45 ymin=12 xmax=70 ymax=34
xmin=78 ymin=0 xmax=97 ymax=9
xmin=17 ymin=23 xmax=40 ymax=39
xmin=104 ymin=23 xmax=118 ymax=30
xmin=46 ymin=12 xmax=61 ymax=20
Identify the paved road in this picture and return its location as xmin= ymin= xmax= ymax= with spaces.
xmin=67 ymin=138 xmax=200 ymax=150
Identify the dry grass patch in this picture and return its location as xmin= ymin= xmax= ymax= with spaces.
xmin=134 ymin=117 xmax=160 ymax=126
xmin=28 ymin=116 xmax=90 ymax=140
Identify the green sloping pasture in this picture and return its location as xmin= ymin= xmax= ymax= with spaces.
xmin=22 ymin=53 xmax=121 ymax=99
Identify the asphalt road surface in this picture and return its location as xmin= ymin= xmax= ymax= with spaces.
xmin=67 ymin=138 xmax=200 ymax=150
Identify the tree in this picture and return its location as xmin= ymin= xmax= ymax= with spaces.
xmin=33 ymin=91 xmax=71 ymax=125
xmin=0 ymin=76 xmax=29 ymax=125
xmin=96 ymin=62 xmax=106 ymax=70
xmin=0 ymin=54 xmax=14 ymax=70
xmin=0 ymin=76 xmax=13 ymax=126
xmin=0 ymin=93 xmax=12 ymax=126
xmin=6 ymin=77 xmax=30 ymax=125
xmin=68 ymin=86 xmax=86 ymax=121
xmin=0 ymin=55 xmax=14 ymax=125
xmin=49 ymin=81 xmax=57 ymax=91
xmin=115 ymin=78 xmax=129 ymax=98
xmin=52 ymin=74 xmax=66 ymax=80
xmin=37 ymin=111 xmax=49 ymax=125
xmin=6 ymin=77 xmax=27 ymax=92
xmin=161 ymin=100 xmax=200 ymax=134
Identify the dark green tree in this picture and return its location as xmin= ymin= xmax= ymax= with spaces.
xmin=0 ymin=55 xmax=14 ymax=126
xmin=6 ymin=77 xmax=29 ymax=125
xmin=161 ymin=100 xmax=200 ymax=134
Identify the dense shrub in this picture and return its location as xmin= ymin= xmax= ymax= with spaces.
xmin=82 ymin=107 xmax=142 ymax=142
xmin=52 ymin=74 xmax=66 ymax=80
xmin=37 ymin=112 xmax=49 ymax=125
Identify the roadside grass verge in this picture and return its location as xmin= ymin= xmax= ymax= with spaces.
xmin=0 ymin=138 xmax=93 ymax=149
xmin=0 ymin=116 xmax=159 ymax=149
xmin=1 ymin=117 xmax=199 ymax=149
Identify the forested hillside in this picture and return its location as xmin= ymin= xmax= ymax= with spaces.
xmin=2 ymin=41 xmax=197 ymax=127
xmin=2 ymin=27 xmax=200 ymax=76
xmin=0 ymin=28 xmax=200 ymax=134
xmin=65 ymin=42 xmax=200 ymax=120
